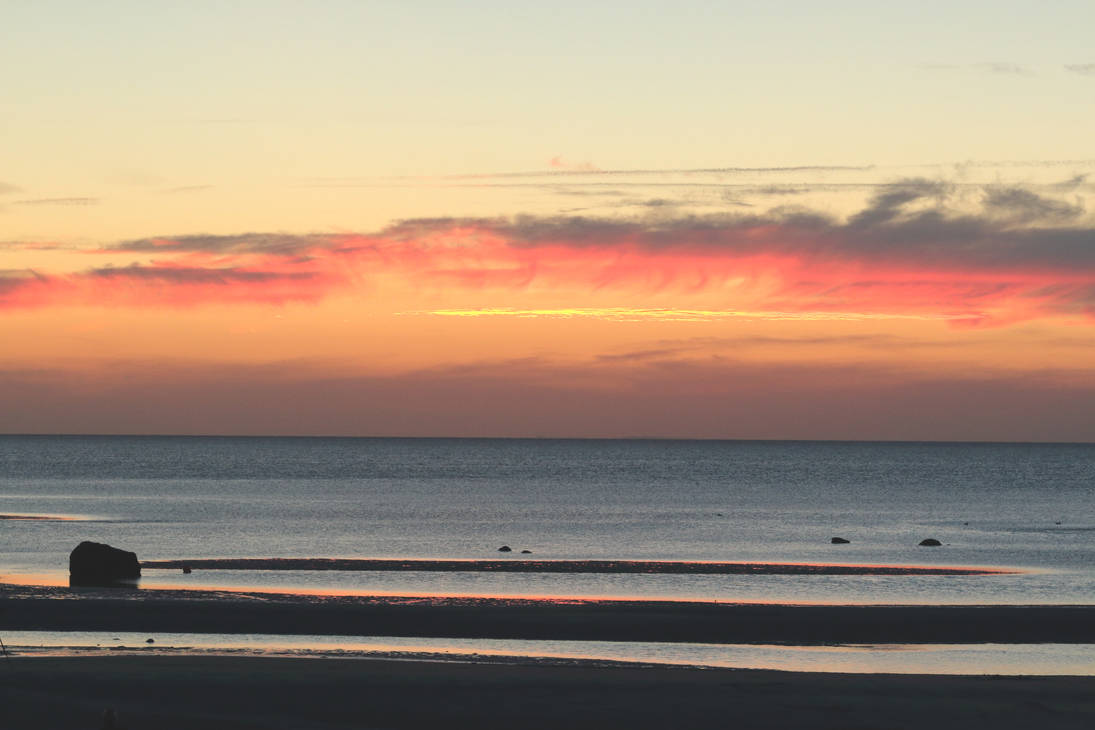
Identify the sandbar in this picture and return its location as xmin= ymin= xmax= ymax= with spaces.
xmin=139 ymin=557 xmax=1012 ymax=575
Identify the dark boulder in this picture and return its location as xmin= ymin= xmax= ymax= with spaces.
xmin=830 ymin=537 xmax=850 ymax=544
xmin=69 ymin=541 xmax=141 ymax=586
xmin=497 ymin=545 xmax=512 ymax=552
xmin=919 ymin=538 xmax=942 ymax=547
xmin=520 ymin=549 xmax=532 ymax=554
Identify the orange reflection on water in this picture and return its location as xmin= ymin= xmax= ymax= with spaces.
xmin=0 ymin=573 xmax=70 ymax=587
xmin=0 ymin=572 xmax=891 ymax=606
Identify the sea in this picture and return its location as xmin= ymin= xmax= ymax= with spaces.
xmin=3 ymin=435 xmax=1094 ymax=673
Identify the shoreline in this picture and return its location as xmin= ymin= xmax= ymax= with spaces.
xmin=3 ymin=655 xmax=1094 ymax=729
xmin=4 ymin=582 xmax=1094 ymax=645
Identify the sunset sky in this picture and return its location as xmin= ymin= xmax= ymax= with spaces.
xmin=3 ymin=1 xmax=1095 ymax=440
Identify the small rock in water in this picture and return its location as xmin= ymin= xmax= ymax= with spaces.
xmin=497 ymin=545 xmax=512 ymax=552
xmin=520 ymin=549 xmax=532 ymax=554
xmin=919 ymin=538 xmax=942 ymax=547
xmin=146 ymin=638 xmax=154 ymax=644
xmin=182 ymin=564 xmax=192 ymax=574
xmin=830 ymin=537 xmax=850 ymax=544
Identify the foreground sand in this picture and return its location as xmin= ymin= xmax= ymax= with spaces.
xmin=2 ymin=586 xmax=1095 ymax=643
xmin=4 ymin=583 xmax=1095 ymax=643
xmin=2 ymin=655 xmax=1094 ymax=729
xmin=4 ymin=583 xmax=1095 ymax=727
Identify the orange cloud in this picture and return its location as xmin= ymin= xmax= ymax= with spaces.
xmin=4 ymin=180 xmax=1094 ymax=326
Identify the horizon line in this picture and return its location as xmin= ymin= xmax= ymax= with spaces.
xmin=1 ymin=432 xmax=1092 ymax=446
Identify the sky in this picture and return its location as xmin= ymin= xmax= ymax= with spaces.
xmin=2 ymin=1 xmax=1095 ymax=440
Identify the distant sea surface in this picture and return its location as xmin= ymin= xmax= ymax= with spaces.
xmin=2 ymin=436 xmax=1093 ymax=605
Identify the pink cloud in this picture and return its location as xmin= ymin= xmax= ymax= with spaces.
xmin=4 ymin=181 xmax=1095 ymax=325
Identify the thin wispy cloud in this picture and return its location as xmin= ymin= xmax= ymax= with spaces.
xmin=162 ymin=185 xmax=215 ymax=195
xmin=548 ymin=155 xmax=600 ymax=172
xmin=14 ymin=197 xmax=98 ymax=206
xmin=87 ymin=264 xmax=318 ymax=285
xmin=919 ymin=63 xmax=1031 ymax=75
xmin=978 ymin=62 xmax=1030 ymax=75
xmin=106 ymin=232 xmax=327 ymax=256
xmin=1065 ymin=63 xmax=1095 ymax=76
xmin=308 ymin=164 xmax=876 ymax=185
xmin=420 ymin=308 xmax=965 ymax=323
xmin=595 ymin=334 xmax=959 ymax=363
xmin=1051 ymin=174 xmax=1089 ymax=191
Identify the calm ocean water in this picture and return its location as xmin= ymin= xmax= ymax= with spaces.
xmin=2 ymin=436 xmax=1093 ymax=605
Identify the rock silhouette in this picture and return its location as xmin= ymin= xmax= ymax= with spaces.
xmin=497 ymin=545 xmax=512 ymax=552
xmin=919 ymin=538 xmax=942 ymax=547
xmin=69 ymin=541 xmax=140 ymax=586
xmin=830 ymin=537 xmax=850 ymax=544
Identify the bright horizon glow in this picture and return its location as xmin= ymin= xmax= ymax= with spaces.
xmin=2 ymin=3 xmax=1095 ymax=441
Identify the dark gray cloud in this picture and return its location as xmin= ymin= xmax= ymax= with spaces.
xmin=472 ymin=179 xmax=1095 ymax=275
xmin=88 ymin=264 xmax=317 ymax=284
xmin=109 ymin=233 xmax=329 ymax=256
xmin=1052 ymin=174 xmax=1089 ymax=191
xmin=113 ymin=177 xmax=1095 ymax=276
xmin=1065 ymin=64 xmax=1095 ymax=76
xmin=982 ymin=187 xmax=1084 ymax=223
xmin=847 ymin=178 xmax=951 ymax=228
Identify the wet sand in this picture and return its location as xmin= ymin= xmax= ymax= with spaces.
xmin=3 ymin=583 xmax=1095 ymax=644
xmin=2 ymin=655 xmax=1094 ymax=729
xmin=4 ymin=583 xmax=1095 ymax=727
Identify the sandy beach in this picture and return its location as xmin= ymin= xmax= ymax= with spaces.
xmin=1 ymin=654 xmax=1093 ymax=729
xmin=4 ymin=566 xmax=1095 ymax=729
xmin=3 ymin=582 xmax=1095 ymax=644
xmin=4 ymin=582 xmax=1095 ymax=727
